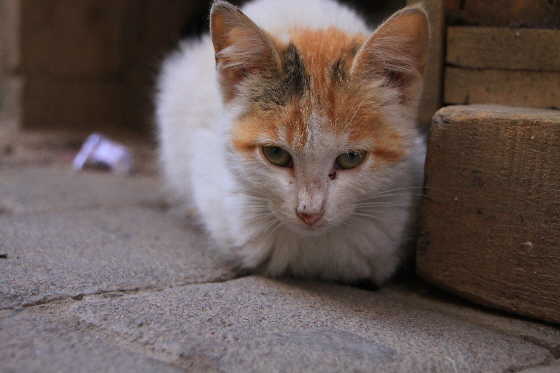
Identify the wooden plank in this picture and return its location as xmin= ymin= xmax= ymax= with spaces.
xmin=407 ymin=0 xmax=444 ymax=126
xmin=418 ymin=104 xmax=560 ymax=324
xmin=446 ymin=0 xmax=560 ymax=28
xmin=445 ymin=67 xmax=560 ymax=109
xmin=447 ymin=27 xmax=560 ymax=71
xmin=0 ymin=0 xmax=21 ymax=121
xmin=0 ymin=0 xmax=21 ymax=74
xmin=0 ymin=76 xmax=22 ymax=123
xmin=121 ymin=0 xmax=202 ymax=131
xmin=20 ymin=0 xmax=129 ymax=77
xmin=22 ymin=77 xmax=124 ymax=130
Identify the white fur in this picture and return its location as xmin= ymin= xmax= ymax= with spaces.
xmin=156 ymin=0 xmax=426 ymax=285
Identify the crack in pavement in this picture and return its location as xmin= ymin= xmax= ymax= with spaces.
xmin=0 ymin=275 xmax=244 ymax=371
xmin=518 ymin=335 xmax=560 ymax=359
xmin=503 ymin=355 xmax=556 ymax=373
xmin=0 ymin=273 xmax=246 ymax=314
xmin=0 ymin=199 xmax=166 ymax=218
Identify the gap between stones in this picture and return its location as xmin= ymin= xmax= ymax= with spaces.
xmin=519 ymin=335 xmax=560 ymax=359
xmin=504 ymin=355 xmax=557 ymax=373
xmin=445 ymin=62 xmax=560 ymax=74
xmin=0 ymin=274 xmax=243 ymax=370
xmin=0 ymin=273 xmax=246 ymax=313
xmin=0 ymin=198 xmax=167 ymax=218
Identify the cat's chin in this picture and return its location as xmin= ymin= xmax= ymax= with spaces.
xmin=285 ymin=223 xmax=332 ymax=237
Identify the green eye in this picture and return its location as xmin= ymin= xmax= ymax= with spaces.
xmin=262 ymin=146 xmax=293 ymax=168
xmin=335 ymin=151 xmax=367 ymax=170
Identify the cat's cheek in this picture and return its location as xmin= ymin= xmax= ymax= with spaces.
xmin=325 ymin=178 xmax=363 ymax=225
xmin=326 ymin=203 xmax=354 ymax=228
xmin=261 ymin=166 xmax=297 ymax=212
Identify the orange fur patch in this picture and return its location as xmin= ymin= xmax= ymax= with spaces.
xmin=231 ymin=112 xmax=277 ymax=153
xmin=231 ymin=101 xmax=307 ymax=153
xmin=290 ymin=28 xmax=406 ymax=163
xmin=289 ymin=27 xmax=365 ymax=106
xmin=232 ymin=27 xmax=406 ymax=164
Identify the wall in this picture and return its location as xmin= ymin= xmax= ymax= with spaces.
xmin=0 ymin=0 xmax=405 ymax=133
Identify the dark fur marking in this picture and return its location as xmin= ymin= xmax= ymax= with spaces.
xmin=281 ymin=43 xmax=309 ymax=98
xmin=330 ymin=42 xmax=361 ymax=85
xmin=331 ymin=58 xmax=346 ymax=83
xmin=249 ymin=43 xmax=309 ymax=108
xmin=349 ymin=43 xmax=361 ymax=57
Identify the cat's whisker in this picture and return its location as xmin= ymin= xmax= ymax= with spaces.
xmin=355 ymin=203 xmax=412 ymax=209
xmin=374 ymin=186 xmax=427 ymax=195
xmin=350 ymin=213 xmax=397 ymax=243
xmin=257 ymin=219 xmax=283 ymax=239
xmin=345 ymin=180 xmax=369 ymax=195
xmin=245 ymin=212 xmax=272 ymax=219
xmin=337 ymin=218 xmax=354 ymax=230
xmin=243 ymin=213 xmax=275 ymax=224
xmin=365 ymin=192 xmax=427 ymax=201
xmin=267 ymin=221 xmax=284 ymax=236
xmin=230 ymin=189 xmax=272 ymax=201
xmin=356 ymin=196 xmax=419 ymax=203
xmin=243 ymin=205 xmax=269 ymax=212
xmin=245 ymin=212 xmax=276 ymax=227
xmin=361 ymin=194 xmax=411 ymax=200
xmin=343 ymin=94 xmax=370 ymax=129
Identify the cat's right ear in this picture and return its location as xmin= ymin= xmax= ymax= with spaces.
xmin=210 ymin=1 xmax=282 ymax=102
xmin=350 ymin=5 xmax=429 ymax=106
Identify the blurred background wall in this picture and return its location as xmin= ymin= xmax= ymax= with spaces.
xmin=3 ymin=0 xmax=557 ymax=135
xmin=0 ymin=0 xmax=406 ymax=134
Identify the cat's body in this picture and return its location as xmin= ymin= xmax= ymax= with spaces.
xmin=156 ymin=0 xmax=429 ymax=286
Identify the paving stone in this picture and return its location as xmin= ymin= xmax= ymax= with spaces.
xmin=0 ymin=305 xmax=184 ymax=373
xmin=71 ymin=276 xmax=556 ymax=373
xmin=0 ymin=206 xmax=235 ymax=309
xmin=520 ymin=360 xmax=560 ymax=373
xmin=387 ymin=283 xmax=560 ymax=353
xmin=3 ymin=166 xmax=558 ymax=372
xmin=0 ymin=167 xmax=160 ymax=215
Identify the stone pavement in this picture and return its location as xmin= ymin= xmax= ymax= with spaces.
xmin=1 ymin=167 xmax=559 ymax=373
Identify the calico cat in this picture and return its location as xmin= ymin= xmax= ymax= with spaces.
xmin=156 ymin=0 xmax=429 ymax=286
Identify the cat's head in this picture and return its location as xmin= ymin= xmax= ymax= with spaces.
xmin=210 ymin=0 xmax=429 ymax=235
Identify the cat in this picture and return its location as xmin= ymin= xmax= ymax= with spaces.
xmin=156 ymin=0 xmax=429 ymax=287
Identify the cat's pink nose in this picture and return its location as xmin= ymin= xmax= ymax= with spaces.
xmin=296 ymin=210 xmax=324 ymax=226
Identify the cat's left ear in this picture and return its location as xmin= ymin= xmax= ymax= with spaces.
xmin=350 ymin=5 xmax=430 ymax=105
xmin=210 ymin=1 xmax=282 ymax=101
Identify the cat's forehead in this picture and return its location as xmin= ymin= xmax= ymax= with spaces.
xmin=247 ymin=28 xmax=365 ymax=110
xmin=287 ymin=27 xmax=364 ymax=97
xmin=232 ymin=27 xmax=406 ymax=163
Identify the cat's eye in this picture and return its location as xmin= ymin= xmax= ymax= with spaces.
xmin=262 ymin=146 xmax=293 ymax=168
xmin=335 ymin=151 xmax=367 ymax=170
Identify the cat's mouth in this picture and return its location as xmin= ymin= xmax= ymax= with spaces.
xmin=286 ymin=219 xmax=331 ymax=236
